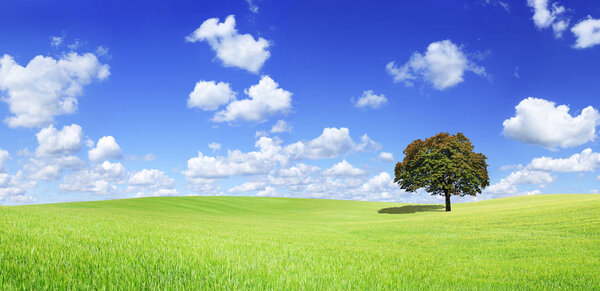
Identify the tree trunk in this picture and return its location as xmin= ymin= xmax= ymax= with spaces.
xmin=445 ymin=192 xmax=451 ymax=212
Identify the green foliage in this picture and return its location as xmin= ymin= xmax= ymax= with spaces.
xmin=394 ymin=132 xmax=490 ymax=198
xmin=1 ymin=195 xmax=599 ymax=289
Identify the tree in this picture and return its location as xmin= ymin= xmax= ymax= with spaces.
xmin=394 ymin=132 xmax=489 ymax=212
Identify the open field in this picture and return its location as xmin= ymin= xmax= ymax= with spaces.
xmin=0 ymin=194 xmax=599 ymax=289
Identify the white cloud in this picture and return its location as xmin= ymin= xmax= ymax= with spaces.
xmin=228 ymin=181 xmax=266 ymax=193
xmin=213 ymin=76 xmax=292 ymax=123
xmin=95 ymin=46 xmax=110 ymax=57
xmin=571 ymin=17 xmax=600 ymax=49
xmin=378 ymin=152 xmax=395 ymax=162
xmin=356 ymin=172 xmax=398 ymax=200
xmin=486 ymin=169 xmax=555 ymax=195
xmin=502 ymin=97 xmax=600 ymax=149
xmin=270 ymin=120 xmax=292 ymax=133
xmin=285 ymin=128 xmax=381 ymax=160
xmin=356 ymin=134 xmax=382 ymax=152
xmin=50 ymin=36 xmax=63 ymax=47
xmin=257 ymin=186 xmax=277 ymax=197
xmin=35 ymin=124 xmax=83 ymax=157
xmin=323 ymin=160 xmax=366 ymax=177
xmin=386 ymin=40 xmax=485 ymax=90
xmin=523 ymin=189 xmax=542 ymax=196
xmin=246 ymin=0 xmax=259 ymax=13
xmin=0 ymin=52 xmax=109 ymax=128
xmin=528 ymin=148 xmax=600 ymax=172
xmin=88 ymin=136 xmax=122 ymax=162
xmin=526 ymin=0 xmax=569 ymax=38
xmin=67 ymin=40 xmax=82 ymax=51
xmin=208 ymin=142 xmax=222 ymax=152
xmin=25 ymin=155 xmax=84 ymax=181
xmin=0 ymin=171 xmax=36 ymax=202
xmin=186 ymin=15 xmax=270 ymax=73
xmin=0 ymin=149 xmax=9 ymax=172
xmin=60 ymin=161 xmax=126 ymax=195
xmin=184 ymin=136 xmax=288 ymax=179
xmin=353 ymin=90 xmax=387 ymax=109
xmin=286 ymin=128 xmax=354 ymax=160
xmin=128 ymin=169 xmax=178 ymax=197
xmin=187 ymin=80 xmax=236 ymax=111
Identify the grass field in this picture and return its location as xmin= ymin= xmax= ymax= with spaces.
xmin=1 ymin=194 xmax=599 ymax=289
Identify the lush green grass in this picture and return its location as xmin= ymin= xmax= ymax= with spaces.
xmin=0 ymin=194 xmax=598 ymax=289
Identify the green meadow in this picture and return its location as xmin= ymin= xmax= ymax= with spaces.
xmin=0 ymin=194 xmax=598 ymax=289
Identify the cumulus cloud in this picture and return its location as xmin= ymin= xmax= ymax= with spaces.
xmin=526 ymin=0 xmax=569 ymax=38
xmin=571 ymin=17 xmax=600 ymax=49
xmin=213 ymin=76 xmax=292 ymax=123
xmin=187 ymin=80 xmax=236 ymax=111
xmin=502 ymin=97 xmax=600 ymax=150
xmin=378 ymin=152 xmax=395 ymax=162
xmin=271 ymin=120 xmax=292 ymax=133
xmin=128 ymin=169 xmax=178 ymax=197
xmin=355 ymin=172 xmax=399 ymax=200
xmin=35 ymin=124 xmax=83 ymax=157
xmin=386 ymin=40 xmax=485 ymax=90
xmin=0 ymin=52 xmax=109 ymax=128
xmin=184 ymin=127 xmax=378 ymax=182
xmin=257 ymin=186 xmax=277 ymax=197
xmin=60 ymin=161 xmax=126 ymax=195
xmin=486 ymin=169 xmax=555 ymax=195
xmin=528 ymin=148 xmax=600 ymax=172
xmin=186 ymin=15 xmax=270 ymax=73
xmin=25 ymin=155 xmax=84 ymax=181
xmin=88 ymin=136 xmax=122 ymax=162
xmin=353 ymin=90 xmax=387 ymax=109
xmin=323 ymin=160 xmax=366 ymax=177
xmin=286 ymin=128 xmax=362 ymax=159
xmin=267 ymin=163 xmax=320 ymax=187
xmin=184 ymin=136 xmax=288 ymax=179
xmin=0 ymin=171 xmax=36 ymax=202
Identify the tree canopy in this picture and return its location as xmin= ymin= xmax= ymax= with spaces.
xmin=394 ymin=132 xmax=489 ymax=211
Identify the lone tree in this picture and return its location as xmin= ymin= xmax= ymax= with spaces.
xmin=394 ymin=132 xmax=489 ymax=211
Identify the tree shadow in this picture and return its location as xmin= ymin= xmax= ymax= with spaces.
xmin=378 ymin=205 xmax=444 ymax=214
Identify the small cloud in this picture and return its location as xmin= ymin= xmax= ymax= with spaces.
xmin=246 ymin=0 xmax=259 ymax=13
xmin=95 ymin=46 xmax=110 ymax=57
xmin=271 ymin=120 xmax=292 ymax=133
xmin=67 ymin=39 xmax=82 ymax=50
xmin=377 ymin=152 xmax=395 ymax=162
xmin=208 ymin=142 xmax=221 ymax=152
xmin=571 ymin=16 xmax=600 ymax=49
xmin=50 ymin=36 xmax=63 ymax=47
xmin=386 ymin=40 xmax=485 ymax=90
xmin=186 ymin=15 xmax=270 ymax=73
xmin=353 ymin=90 xmax=387 ymax=109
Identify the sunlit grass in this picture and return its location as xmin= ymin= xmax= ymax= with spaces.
xmin=1 ymin=194 xmax=598 ymax=289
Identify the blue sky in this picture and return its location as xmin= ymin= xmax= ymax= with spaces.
xmin=1 ymin=0 xmax=600 ymax=204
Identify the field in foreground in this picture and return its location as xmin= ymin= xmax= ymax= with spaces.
xmin=1 ymin=195 xmax=599 ymax=289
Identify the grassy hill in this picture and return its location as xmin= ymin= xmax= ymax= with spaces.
xmin=1 ymin=194 xmax=599 ymax=289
